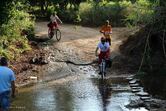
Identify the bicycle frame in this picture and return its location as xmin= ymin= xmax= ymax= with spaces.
xmin=100 ymin=31 xmax=112 ymax=35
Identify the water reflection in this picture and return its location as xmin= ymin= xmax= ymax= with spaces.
xmin=35 ymin=89 xmax=56 ymax=111
xmin=68 ymin=79 xmax=103 ymax=111
xmin=98 ymin=79 xmax=112 ymax=111
xmin=11 ymin=77 xmax=148 ymax=111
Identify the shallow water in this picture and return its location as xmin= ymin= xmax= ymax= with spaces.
xmin=11 ymin=75 xmax=148 ymax=111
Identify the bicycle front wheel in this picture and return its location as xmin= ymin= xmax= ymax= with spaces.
xmin=56 ymin=29 xmax=61 ymax=41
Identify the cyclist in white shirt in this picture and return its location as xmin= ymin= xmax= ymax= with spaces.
xmin=48 ymin=12 xmax=62 ymax=32
xmin=50 ymin=12 xmax=62 ymax=25
xmin=95 ymin=37 xmax=110 ymax=64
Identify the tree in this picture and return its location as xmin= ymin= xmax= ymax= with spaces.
xmin=0 ymin=0 xmax=13 ymax=25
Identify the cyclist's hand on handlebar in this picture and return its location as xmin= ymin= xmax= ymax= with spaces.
xmin=100 ymin=31 xmax=104 ymax=33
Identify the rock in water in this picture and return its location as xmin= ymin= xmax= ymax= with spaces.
xmin=130 ymin=83 xmax=140 ymax=87
xmin=136 ymin=92 xmax=149 ymax=96
xmin=129 ymin=79 xmax=137 ymax=84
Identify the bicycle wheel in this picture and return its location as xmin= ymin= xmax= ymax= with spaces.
xmin=55 ymin=29 xmax=61 ymax=41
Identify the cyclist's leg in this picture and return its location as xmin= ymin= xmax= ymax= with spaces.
xmin=48 ymin=28 xmax=54 ymax=38
xmin=105 ymin=49 xmax=111 ymax=68
xmin=53 ymin=21 xmax=59 ymax=29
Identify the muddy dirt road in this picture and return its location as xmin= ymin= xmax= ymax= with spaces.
xmin=35 ymin=21 xmax=137 ymax=64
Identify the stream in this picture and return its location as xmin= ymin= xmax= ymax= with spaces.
xmin=11 ymin=65 xmax=148 ymax=111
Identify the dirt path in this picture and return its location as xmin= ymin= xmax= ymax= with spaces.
xmin=35 ymin=21 xmax=136 ymax=60
xmin=33 ymin=21 xmax=138 ymax=80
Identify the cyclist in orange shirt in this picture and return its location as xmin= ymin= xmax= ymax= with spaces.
xmin=100 ymin=20 xmax=112 ymax=46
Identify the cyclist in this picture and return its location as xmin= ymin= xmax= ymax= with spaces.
xmin=0 ymin=57 xmax=16 ymax=111
xmin=100 ymin=20 xmax=112 ymax=46
xmin=95 ymin=37 xmax=110 ymax=74
xmin=48 ymin=12 xmax=62 ymax=37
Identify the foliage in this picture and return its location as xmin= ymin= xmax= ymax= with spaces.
xmin=0 ymin=0 xmax=13 ymax=25
xmin=58 ymin=5 xmax=81 ymax=23
xmin=79 ymin=1 xmax=132 ymax=26
xmin=125 ymin=0 xmax=155 ymax=26
xmin=0 ymin=1 xmax=34 ymax=59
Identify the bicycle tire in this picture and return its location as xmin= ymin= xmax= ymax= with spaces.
xmin=56 ymin=29 xmax=61 ymax=41
xmin=101 ymin=60 xmax=105 ymax=80
xmin=101 ymin=72 xmax=104 ymax=80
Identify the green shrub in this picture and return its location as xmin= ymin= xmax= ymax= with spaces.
xmin=58 ymin=8 xmax=81 ymax=23
xmin=125 ymin=0 xmax=154 ymax=26
xmin=46 ymin=6 xmax=55 ymax=19
xmin=79 ymin=1 xmax=131 ymax=26
xmin=0 ymin=2 xmax=34 ymax=60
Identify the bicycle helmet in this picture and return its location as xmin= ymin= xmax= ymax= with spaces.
xmin=105 ymin=20 xmax=110 ymax=25
xmin=101 ymin=37 xmax=106 ymax=43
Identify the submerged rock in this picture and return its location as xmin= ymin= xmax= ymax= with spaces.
xmin=129 ymin=79 xmax=137 ymax=84
xmin=140 ymin=97 xmax=151 ymax=100
xmin=130 ymin=83 xmax=140 ymax=87
xmin=136 ymin=92 xmax=149 ymax=96
xmin=132 ymin=89 xmax=141 ymax=93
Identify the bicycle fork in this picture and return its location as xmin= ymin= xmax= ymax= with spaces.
xmin=100 ymin=59 xmax=106 ymax=78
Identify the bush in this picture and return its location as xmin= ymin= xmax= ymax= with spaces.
xmin=46 ymin=6 xmax=55 ymax=19
xmin=58 ymin=7 xmax=81 ymax=23
xmin=125 ymin=0 xmax=154 ymax=26
xmin=79 ymin=1 xmax=131 ymax=27
xmin=0 ymin=2 xmax=34 ymax=60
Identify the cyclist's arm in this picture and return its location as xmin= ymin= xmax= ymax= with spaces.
xmin=110 ymin=25 xmax=112 ymax=33
xmin=50 ymin=15 xmax=54 ymax=22
xmin=56 ymin=15 xmax=62 ymax=24
xmin=95 ymin=47 xmax=99 ymax=56
xmin=100 ymin=25 xmax=105 ymax=33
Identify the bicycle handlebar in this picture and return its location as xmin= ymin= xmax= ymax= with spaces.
xmin=100 ymin=31 xmax=112 ymax=34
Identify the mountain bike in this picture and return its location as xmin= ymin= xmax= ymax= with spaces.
xmin=47 ymin=21 xmax=61 ymax=41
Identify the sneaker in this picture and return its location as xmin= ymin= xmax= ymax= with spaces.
xmin=104 ymin=72 xmax=106 ymax=76
xmin=98 ymin=72 xmax=102 ymax=75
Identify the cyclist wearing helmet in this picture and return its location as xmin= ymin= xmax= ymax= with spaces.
xmin=95 ymin=37 xmax=110 ymax=64
xmin=100 ymin=20 xmax=112 ymax=46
